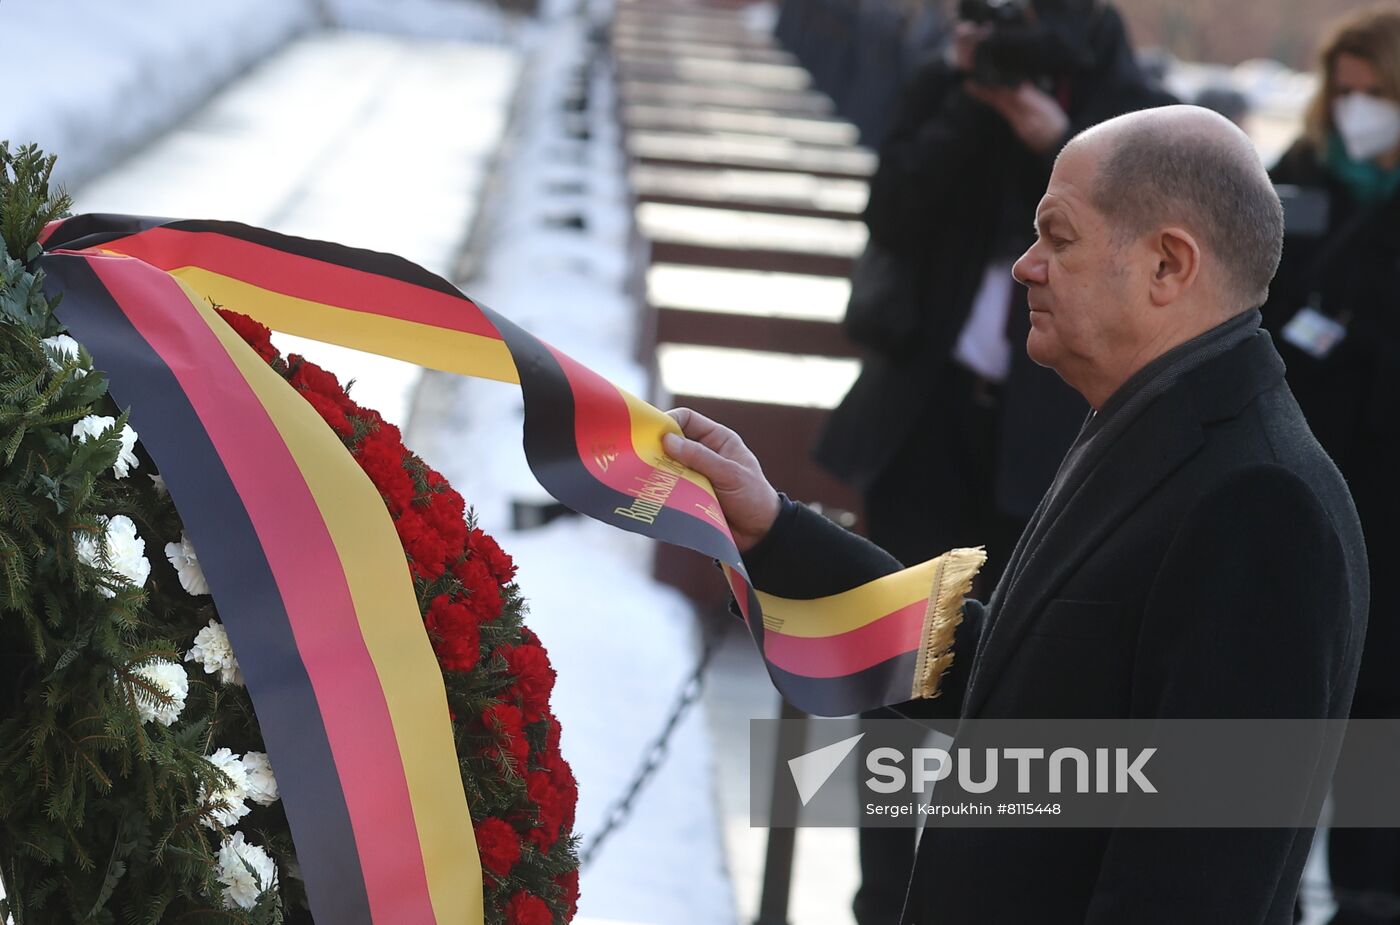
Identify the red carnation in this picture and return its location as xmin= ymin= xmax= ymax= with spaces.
xmin=544 ymin=747 xmax=577 ymax=794
xmin=300 ymin=390 xmax=354 ymax=437
xmin=437 ymin=629 xmax=480 ymax=673
xmin=474 ymin=816 xmax=522 ymax=880
xmin=426 ymin=594 xmax=481 ymax=672
xmin=422 ymin=483 xmax=468 ymax=559
xmin=427 ymin=593 xmax=472 ymax=633
xmin=395 ymin=509 xmax=449 ymax=580
xmin=500 ymin=644 xmax=555 ymax=723
xmin=454 ymin=555 xmax=503 ymax=621
xmin=483 ymin=702 xmax=529 ymax=769
xmin=547 ymin=751 xmax=578 ymax=829
xmin=288 ymin=356 xmax=355 ymax=410
xmin=506 ymin=891 xmax=552 ymax=925
xmin=358 ymin=432 xmax=415 ymax=516
xmin=216 ymin=309 xmax=278 ymax=363
xmin=535 ymin=743 xmax=578 ymax=830
xmin=525 ymin=769 xmax=566 ymax=851
xmin=544 ymin=713 xmax=562 ymax=754
xmin=554 ymin=870 xmax=580 ymax=920
xmin=470 ymin=527 xmax=517 ymax=584
xmin=376 ymin=418 xmax=403 ymax=444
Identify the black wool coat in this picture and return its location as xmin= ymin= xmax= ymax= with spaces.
xmin=747 ymin=332 xmax=1370 ymax=923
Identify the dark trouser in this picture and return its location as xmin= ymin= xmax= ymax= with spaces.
xmin=853 ymin=363 xmax=1027 ymax=925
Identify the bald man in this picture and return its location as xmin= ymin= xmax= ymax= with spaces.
xmin=665 ymin=106 xmax=1370 ymax=923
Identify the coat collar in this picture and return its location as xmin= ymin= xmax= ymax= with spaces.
xmin=961 ymin=332 xmax=1286 ymax=718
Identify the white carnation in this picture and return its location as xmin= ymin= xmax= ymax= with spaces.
xmin=240 ymin=751 xmax=279 ymax=807
xmin=41 ymin=334 xmax=88 ymax=377
xmin=185 ymin=619 xmax=243 ymax=686
xmin=126 ymin=658 xmax=189 ymax=726
xmin=200 ymin=747 xmax=251 ymax=829
xmin=71 ymin=414 xmax=114 ymax=444
xmin=215 ymin=831 xmax=278 ymax=910
xmin=72 ymin=414 xmax=140 ymax=478
xmin=150 ymin=473 xmax=168 ymax=496
xmin=75 ymin=514 xmax=151 ymax=598
xmin=165 ymin=532 xmax=210 ymax=596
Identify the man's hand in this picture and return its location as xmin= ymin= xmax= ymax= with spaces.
xmin=663 ymin=408 xmax=781 ymax=554
xmin=965 ymin=81 xmax=1070 ymax=155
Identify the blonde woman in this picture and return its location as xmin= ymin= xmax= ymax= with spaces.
xmin=1262 ymin=6 xmax=1400 ymax=924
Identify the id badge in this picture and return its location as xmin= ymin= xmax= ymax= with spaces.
xmin=1282 ymin=306 xmax=1347 ymax=359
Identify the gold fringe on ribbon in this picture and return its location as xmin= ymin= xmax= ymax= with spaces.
xmin=911 ymin=547 xmax=987 ymax=701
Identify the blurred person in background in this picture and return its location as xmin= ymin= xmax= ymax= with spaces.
xmin=1262 ymin=5 xmax=1400 ymax=923
xmin=1195 ymin=83 xmax=1251 ymax=129
xmin=813 ymin=2 xmax=1173 ymax=921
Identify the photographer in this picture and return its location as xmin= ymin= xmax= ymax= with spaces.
xmin=1261 ymin=5 xmax=1400 ymax=923
xmin=813 ymin=2 xmax=1173 ymax=921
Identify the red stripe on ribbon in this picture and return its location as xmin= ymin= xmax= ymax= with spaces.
xmin=100 ymin=227 xmax=502 ymax=340
xmin=544 ymin=343 xmax=736 ymax=541
xmin=762 ymin=600 xmax=925 ymax=679
xmin=726 ymin=568 xmax=755 ymax=624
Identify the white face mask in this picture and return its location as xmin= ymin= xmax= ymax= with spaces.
xmin=1332 ymin=92 xmax=1400 ymax=162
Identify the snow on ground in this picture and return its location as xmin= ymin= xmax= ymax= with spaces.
xmin=0 ymin=0 xmax=317 ymax=189
xmin=71 ymin=28 xmax=518 ymax=429
xmin=407 ymin=12 xmax=737 ymax=923
xmin=325 ymin=0 xmax=514 ymax=42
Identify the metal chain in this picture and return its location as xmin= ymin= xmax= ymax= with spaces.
xmin=579 ymin=617 xmax=728 ymax=869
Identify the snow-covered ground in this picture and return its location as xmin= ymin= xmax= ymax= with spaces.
xmin=0 ymin=0 xmax=317 ymax=189
xmin=325 ymin=0 xmax=515 ymax=42
xmin=72 ymin=28 xmax=518 ymax=428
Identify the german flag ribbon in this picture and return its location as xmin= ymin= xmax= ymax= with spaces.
xmin=38 ymin=214 xmax=984 ymax=925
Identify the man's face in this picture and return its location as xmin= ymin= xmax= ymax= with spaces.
xmin=1011 ymin=140 xmax=1141 ymax=398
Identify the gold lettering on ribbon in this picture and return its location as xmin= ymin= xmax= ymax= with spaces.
xmin=695 ymin=502 xmax=724 ymax=525
xmin=593 ymin=443 xmax=619 ymax=472
xmin=613 ymin=456 xmax=686 ymax=524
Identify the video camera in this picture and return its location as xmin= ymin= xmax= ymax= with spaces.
xmin=957 ymin=0 xmax=1096 ymax=87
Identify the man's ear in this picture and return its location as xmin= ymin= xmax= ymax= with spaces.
xmin=1148 ymin=227 xmax=1201 ymax=307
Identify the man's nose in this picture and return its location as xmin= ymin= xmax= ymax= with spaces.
xmin=1011 ymin=245 xmax=1045 ymax=287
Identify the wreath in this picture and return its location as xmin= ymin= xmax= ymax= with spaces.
xmin=0 ymin=143 xmax=578 ymax=924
